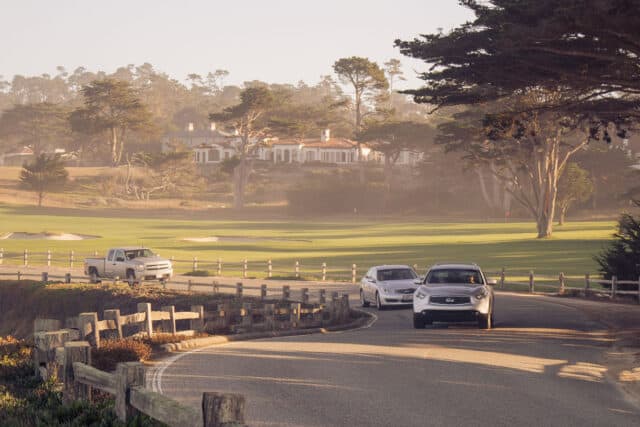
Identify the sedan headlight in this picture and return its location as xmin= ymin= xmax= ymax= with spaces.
xmin=414 ymin=291 xmax=427 ymax=299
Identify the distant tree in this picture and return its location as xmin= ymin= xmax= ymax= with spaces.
xmin=383 ymin=59 xmax=406 ymax=93
xmin=20 ymin=154 xmax=68 ymax=207
xmin=556 ymin=163 xmax=594 ymax=225
xmin=595 ymin=202 xmax=640 ymax=284
xmin=209 ymin=86 xmax=277 ymax=208
xmin=124 ymin=151 xmax=197 ymax=200
xmin=0 ymin=103 xmax=70 ymax=155
xmin=70 ymin=79 xmax=153 ymax=166
xmin=357 ymin=121 xmax=435 ymax=192
xmin=333 ymin=57 xmax=389 ymax=133
xmin=437 ymin=89 xmax=600 ymax=238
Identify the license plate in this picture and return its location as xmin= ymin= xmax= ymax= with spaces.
xmin=402 ymin=295 xmax=413 ymax=302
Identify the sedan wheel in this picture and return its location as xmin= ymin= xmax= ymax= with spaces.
xmin=360 ymin=290 xmax=370 ymax=307
xmin=375 ymin=292 xmax=385 ymax=311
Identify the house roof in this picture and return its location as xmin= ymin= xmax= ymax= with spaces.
xmin=302 ymin=138 xmax=358 ymax=149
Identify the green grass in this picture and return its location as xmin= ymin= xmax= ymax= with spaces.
xmin=0 ymin=206 xmax=616 ymax=279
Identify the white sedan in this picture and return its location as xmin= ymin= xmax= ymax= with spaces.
xmin=360 ymin=265 xmax=421 ymax=310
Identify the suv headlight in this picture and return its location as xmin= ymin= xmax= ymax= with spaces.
xmin=474 ymin=288 xmax=488 ymax=300
xmin=136 ymin=264 xmax=145 ymax=271
xmin=415 ymin=290 xmax=427 ymax=299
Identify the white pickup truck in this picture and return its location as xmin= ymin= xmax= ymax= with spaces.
xmin=84 ymin=247 xmax=173 ymax=286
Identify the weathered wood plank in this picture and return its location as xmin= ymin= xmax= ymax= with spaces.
xmin=151 ymin=311 xmax=171 ymax=321
xmin=173 ymin=311 xmax=200 ymax=321
xmin=121 ymin=312 xmax=147 ymax=325
xmin=129 ymin=386 xmax=202 ymax=427
xmin=96 ymin=319 xmax=117 ymax=331
xmin=73 ymin=362 xmax=116 ymax=395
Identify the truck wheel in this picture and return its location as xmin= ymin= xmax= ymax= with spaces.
xmin=126 ymin=270 xmax=137 ymax=287
xmin=88 ymin=268 xmax=99 ymax=284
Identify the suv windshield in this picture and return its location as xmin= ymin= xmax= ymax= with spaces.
xmin=377 ymin=268 xmax=417 ymax=281
xmin=125 ymin=249 xmax=155 ymax=260
xmin=426 ymin=269 xmax=483 ymax=285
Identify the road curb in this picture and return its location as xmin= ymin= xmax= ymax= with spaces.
xmin=157 ymin=310 xmax=373 ymax=354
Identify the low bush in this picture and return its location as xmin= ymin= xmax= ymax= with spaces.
xmin=183 ymin=270 xmax=211 ymax=277
xmin=91 ymin=339 xmax=152 ymax=372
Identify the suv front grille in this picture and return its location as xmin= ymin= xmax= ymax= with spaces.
xmin=397 ymin=288 xmax=416 ymax=294
xmin=146 ymin=263 xmax=171 ymax=271
xmin=429 ymin=296 xmax=471 ymax=305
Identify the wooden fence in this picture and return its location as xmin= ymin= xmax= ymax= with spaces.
xmin=63 ymin=342 xmax=246 ymax=426
xmin=492 ymin=269 xmax=640 ymax=303
xmin=0 ymin=248 xmax=363 ymax=282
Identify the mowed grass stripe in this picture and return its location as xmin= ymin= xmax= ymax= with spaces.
xmin=0 ymin=207 xmax=615 ymax=277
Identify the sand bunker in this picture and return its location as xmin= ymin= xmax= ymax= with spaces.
xmin=0 ymin=232 xmax=100 ymax=240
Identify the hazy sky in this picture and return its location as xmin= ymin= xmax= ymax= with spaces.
xmin=2 ymin=0 xmax=474 ymax=90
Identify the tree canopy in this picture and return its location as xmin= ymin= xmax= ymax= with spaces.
xmin=20 ymin=154 xmax=68 ymax=206
xmin=395 ymin=0 xmax=640 ymax=122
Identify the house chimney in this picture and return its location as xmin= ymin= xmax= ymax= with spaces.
xmin=188 ymin=122 xmax=194 ymax=132
xmin=210 ymin=122 xmax=216 ymax=131
xmin=321 ymin=129 xmax=330 ymax=142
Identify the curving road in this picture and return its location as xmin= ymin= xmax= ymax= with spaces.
xmin=152 ymin=293 xmax=640 ymax=426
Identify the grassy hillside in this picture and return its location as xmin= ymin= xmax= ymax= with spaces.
xmin=0 ymin=206 xmax=615 ymax=278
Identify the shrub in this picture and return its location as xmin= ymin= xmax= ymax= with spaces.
xmin=91 ymin=339 xmax=151 ymax=372
xmin=595 ymin=204 xmax=640 ymax=290
xmin=0 ymin=336 xmax=33 ymax=382
xmin=183 ymin=270 xmax=211 ymax=277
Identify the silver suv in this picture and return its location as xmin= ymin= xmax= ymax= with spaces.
xmin=413 ymin=263 xmax=495 ymax=329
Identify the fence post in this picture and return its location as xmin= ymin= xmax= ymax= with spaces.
xmin=584 ymin=273 xmax=591 ymax=296
xmin=260 ymin=284 xmax=267 ymax=300
xmin=289 ymin=302 xmax=301 ymax=326
xmin=192 ymin=257 xmax=198 ymax=272
xmin=104 ymin=309 xmax=123 ymax=339
xmin=47 ymin=250 xmax=51 ymax=267
xmin=41 ymin=272 xmax=48 ymax=282
xmin=137 ymin=303 xmax=153 ymax=338
xmin=17 ymin=271 xmax=21 ymax=281
xmin=161 ymin=306 xmax=177 ymax=335
xmin=264 ymin=303 xmax=275 ymax=330
xmin=115 ymin=362 xmax=145 ymax=422
xmin=611 ymin=275 xmax=617 ymax=299
xmin=202 ymin=392 xmax=246 ymax=427
xmin=187 ymin=279 xmax=192 ymax=292
xmin=236 ymin=282 xmax=243 ymax=299
xmin=322 ymin=262 xmax=326 ymax=282
xmin=268 ymin=260 xmax=272 ymax=278
xmin=23 ymin=249 xmax=28 ymax=267
xmin=79 ymin=312 xmax=100 ymax=348
xmin=352 ymin=264 xmax=357 ymax=284
xmin=529 ymin=271 xmax=535 ymax=293
xmin=558 ymin=272 xmax=565 ymax=295
xmin=301 ymin=288 xmax=309 ymax=304
xmin=0 ymin=247 xmax=3 ymax=265
xmin=63 ymin=341 xmax=91 ymax=403
xmin=65 ymin=273 xmax=71 ymax=283
xmin=241 ymin=303 xmax=252 ymax=329
xmin=282 ymin=285 xmax=290 ymax=300
xmin=243 ymin=259 xmax=248 ymax=279
xmin=69 ymin=250 xmax=74 ymax=269
xmin=190 ymin=305 xmax=204 ymax=332
xmin=637 ymin=276 xmax=640 ymax=305
xmin=319 ymin=289 xmax=326 ymax=304
xmin=212 ymin=280 xmax=219 ymax=294
xmin=295 ymin=261 xmax=300 ymax=279
xmin=500 ymin=267 xmax=505 ymax=289
xmin=217 ymin=258 xmax=222 ymax=276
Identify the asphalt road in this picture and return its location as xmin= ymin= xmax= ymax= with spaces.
xmin=153 ymin=293 xmax=640 ymax=426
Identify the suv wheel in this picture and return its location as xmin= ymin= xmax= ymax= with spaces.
xmin=413 ymin=313 xmax=425 ymax=329
xmin=478 ymin=312 xmax=492 ymax=329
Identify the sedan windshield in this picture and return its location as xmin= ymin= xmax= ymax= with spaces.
xmin=125 ymin=249 xmax=155 ymax=260
xmin=376 ymin=268 xmax=417 ymax=281
xmin=426 ymin=269 xmax=483 ymax=285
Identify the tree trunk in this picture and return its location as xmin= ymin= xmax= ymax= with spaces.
xmin=233 ymin=158 xmax=249 ymax=209
xmin=38 ymin=191 xmax=43 ymax=207
xmin=110 ymin=127 xmax=119 ymax=167
xmin=558 ymin=204 xmax=568 ymax=226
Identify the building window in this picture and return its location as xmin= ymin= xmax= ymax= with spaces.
xmin=306 ymin=151 xmax=315 ymax=162
xmin=196 ymin=152 xmax=201 ymax=163
xmin=341 ymin=152 xmax=346 ymax=163
xmin=209 ymin=149 xmax=220 ymax=162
